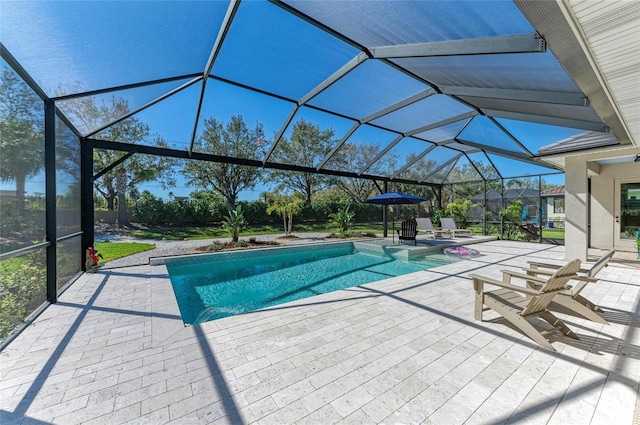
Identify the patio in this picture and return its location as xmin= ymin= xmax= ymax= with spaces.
xmin=1 ymin=240 xmax=638 ymax=424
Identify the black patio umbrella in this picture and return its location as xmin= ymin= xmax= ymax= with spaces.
xmin=365 ymin=191 xmax=427 ymax=242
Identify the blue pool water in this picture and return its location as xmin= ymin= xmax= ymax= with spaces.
xmin=166 ymin=243 xmax=454 ymax=325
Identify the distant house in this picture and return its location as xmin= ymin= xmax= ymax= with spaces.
xmin=0 ymin=189 xmax=17 ymax=204
xmin=469 ymin=188 xmax=540 ymax=220
xmin=541 ymin=185 xmax=565 ymax=225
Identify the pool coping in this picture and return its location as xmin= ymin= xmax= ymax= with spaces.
xmin=149 ymin=236 xmax=497 ymax=266
xmin=148 ymin=237 xmax=489 ymax=340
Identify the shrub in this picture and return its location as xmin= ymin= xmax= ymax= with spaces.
xmin=329 ymin=205 xmax=355 ymax=236
xmin=223 ymin=205 xmax=247 ymax=242
xmin=0 ymin=251 xmax=47 ymax=341
xmin=445 ymin=199 xmax=476 ymax=227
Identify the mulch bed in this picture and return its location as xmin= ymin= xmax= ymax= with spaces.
xmin=191 ymin=239 xmax=282 ymax=253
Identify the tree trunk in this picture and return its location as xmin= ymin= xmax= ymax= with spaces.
xmin=288 ymin=211 xmax=294 ymax=235
xmin=115 ymin=168 xmax=129 ymax=227
xmin=305 ymin=181 xmax=312 ymax=203
xmin=106 ymin=194 xmax=115 ymax=211
xmin=16 ymin=174 xmax=26 ymax=212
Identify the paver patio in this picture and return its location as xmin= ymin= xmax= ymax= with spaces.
xmin=1 ymin=240 xmax=638 ymax=424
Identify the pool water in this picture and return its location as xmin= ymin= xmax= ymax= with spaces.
xmin=166 ymin=244 xmax=454 ymax=325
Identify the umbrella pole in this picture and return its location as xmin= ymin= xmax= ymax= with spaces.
xmin=392 ymin=209 xmax=396 ymax=243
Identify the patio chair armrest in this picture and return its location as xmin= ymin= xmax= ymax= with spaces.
xmin=572 ymin=275 xmax=599 ymax=283
xmin=501 ymin=270 xmax=550 ymax=285
xmin=527 ymin=261 xmax=561 ymax=269
xmin=526 ymin=261 xmax=589 ymax=274
xmin=469 ymin=274 xmax=542 ymax=296
xmin=521 ymin=267 xmax=555 ymax=276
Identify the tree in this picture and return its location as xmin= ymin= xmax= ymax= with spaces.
xmin=444 ymin=198 xmax=477 ymax=228
xmin=223 ymin=205 xmax=247 ymax=242
xmin=266 ymin=194 xmax=304 ymax=236
xmin=442 ymin=162 xmax=491 ymax=202
xmin=328 ymin=204 xmax=355 ymax=236
xmin=330 ymin=143 xmax=396 ymax=203
xmin=499 ymin=199 xmax=524 ymax=240
xmin=58 ymin=91 xmax=175 ymax=226
xmin=185 ymin=115 xmax=265 ymax=206
xmin=0 ymin=68 xmax=44 ymax=212
xmin=266 ymin=119 xmax=335 ymax=203
xmin=505 ymin=175 xmax=540 ymax=189
xmin=93 ymin=98 xmax=175 ymax=226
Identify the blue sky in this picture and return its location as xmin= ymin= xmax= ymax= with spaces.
xmin=1 ymin=0 xmax=575 ymax=201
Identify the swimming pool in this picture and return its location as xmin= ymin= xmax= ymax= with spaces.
xmin=164 ymin=242 xmax=456 ymax=325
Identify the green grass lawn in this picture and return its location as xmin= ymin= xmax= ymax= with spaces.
xmin=129 ymin=222 xmax=385 ymax=240
xmin=541 ymin=228 xmax=565 ymax=239
xmin=0 ymin=257 xmax=26 ymax=273
xmin=122 ymin=221 xmax=566 ymax=243
xmin=94 ymin=242 xmax=156 ymax=263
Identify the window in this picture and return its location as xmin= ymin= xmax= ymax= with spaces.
xmin=553 ymin=197 xmax=565 ymax=213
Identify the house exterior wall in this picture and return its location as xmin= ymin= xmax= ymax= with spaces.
xmin=565 ymin=157 xmax=589 ymax=261
xmin=544 ymin=196 xmax=565 ymax=222
xmin=561 ymin=146 xmax=639 ymax=260
xmin=591 ymin=160 xmax=639 ymax=250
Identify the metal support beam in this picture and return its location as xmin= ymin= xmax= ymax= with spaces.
xmin=538 ymin=175 xmax=543 ymax=244
xmin=391 ymin=144 xmax=437 ymax=179
xmin=189 ymin=0 xmax=240 ymax=155
xmin=86 ymin=138 xmax=437 ymax=187
xmin=189 ymin=85 xmax=208 ymax=156
xmin=464 ymin=152 xmax=487 ymax=180
xmin=455 ymin=138 xmax=533 ymax=162
xmin=44 ymin=101 xmax=57 ymax=302
xmin=488 ymin=117 xmax=534 ymax=157
xmin=358 ymin=135 xmax=404 ymax=175
xmin=371 ymin=33 xmax=546 ymax=58
xmin=92 ymin=151 xmax=136 ymax=182
xmin=420 ymin=153 xmax=463 ymax=183
xmin=442 ymin=86 xmax=588 ymax=106
xmin=204 ymin=0 xmax=240 ymax=78
xmin=86 ymin=77 xmax=202 ymax=138
xmin=482 ymin=109 xmax=608 ymax=133
xmin=51 ymin=73 xmax=202 ymax=102
xmin=383 ymin=181 xmax=388 ymax=237
xmin=269 ymin=0 xmax=372 ymax=55
xmin=500 ymin=179 xmax=505 ymax=237
xmin=406 ymin=111 xmax=477 ymax=137
xmin=361 ymin=89 xmax=437 ymax=123
xmin=483 ymin=181 xmax=487 ymax=236
xmin=514 ymin=0 xmax=632 ymax=145
xmin=81 ymin=139 xmax=94 ymax=271
xmin=1 ymin=42 xmax=49 ymax=102
xmin=299 ymin=52 xmax=368 ymax=105
xmin=316 ymin=122 xmax=360 ymax=170
xmin=264 ymin=104 xmax=299 ymax=164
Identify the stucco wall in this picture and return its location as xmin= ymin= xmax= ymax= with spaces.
xmin=590 ymin=161 xmax=640 ymax=250
xmin=563 ymin=147 xmax=639 ymax=258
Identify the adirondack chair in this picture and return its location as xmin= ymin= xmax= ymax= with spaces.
xmin=469 ymin=258 xmax=581 ymax=351
xmin=396 ymin=219 xmax=418 ymax=245
xmin=524 ymin=249 xmax=614 ymax=324
xmin=440 ymin=217 xmax=473 ymax=237
xmin=415 ymin=218 xmax=451 ymax=239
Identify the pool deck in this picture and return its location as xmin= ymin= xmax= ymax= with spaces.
xmin=1 ymin=240 xmax=639 ymax=424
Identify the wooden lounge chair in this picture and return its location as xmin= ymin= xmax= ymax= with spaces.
xmin=523 ymin=249 xmax=614 ymax=325
xmin=415 ymin=217 xmax=451 ymax=239
xmin=396 ymin=219 xmax=417 ymax=245
xmin=469 ymin=258 xmax=581 ymax=351
xmin=440 ymin=217 xmax=473 ymax=237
